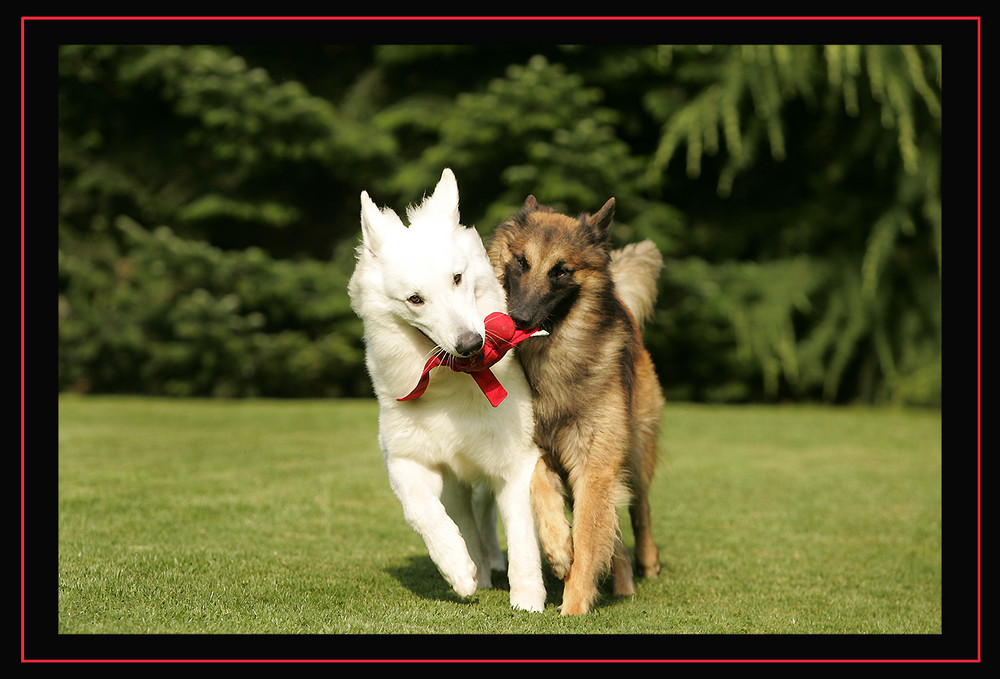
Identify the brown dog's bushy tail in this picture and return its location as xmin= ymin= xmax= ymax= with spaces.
xmin=610 ymin=240 xmax=662 ymax=328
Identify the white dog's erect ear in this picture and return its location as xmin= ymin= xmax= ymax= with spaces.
xmin=410 ymin=168 xmax=460 ymax=227
xmin=359 ymin=191 xmax=384 ymax=256
xmin=433 ymin=168 xmax=459 ymax=206
xmin=360 ymin=190 xmax=406 ymax=257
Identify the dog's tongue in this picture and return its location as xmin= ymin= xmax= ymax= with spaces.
xmin=397 ymin=312 xmax=546 ymax=406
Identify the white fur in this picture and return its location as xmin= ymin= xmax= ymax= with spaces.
xmin=347 ymin=169 xmax=545 ymax=612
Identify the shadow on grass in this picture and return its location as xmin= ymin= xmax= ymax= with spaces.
xmin=385 ymin=553 xmax=570 ymax=608
xmin=385 ymin=555 xmax=477 ymax=606
xmin=385 ymin=552 xmax=664 ymax=614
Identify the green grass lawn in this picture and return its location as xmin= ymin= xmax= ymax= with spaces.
xmin=53 ymin=396 xmax=943 ymax=652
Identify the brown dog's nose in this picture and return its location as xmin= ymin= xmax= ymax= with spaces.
xmin=508 ymin=310 xmax=534 ymax=330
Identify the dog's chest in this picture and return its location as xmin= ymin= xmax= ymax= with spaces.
xmin=518 ymin=330 xmax=599 ymax=398
xmin=517 ymin=340 xmax=581 ymax=424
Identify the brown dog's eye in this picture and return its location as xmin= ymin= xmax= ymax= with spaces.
xmin=514 ymin=253 xmax=529 ymax=271
xmin=550 ymin=262 xmax=571 ymax=279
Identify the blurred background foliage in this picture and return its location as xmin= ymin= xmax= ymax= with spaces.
xmin=57 ymin=43 xmax=943 ymax=404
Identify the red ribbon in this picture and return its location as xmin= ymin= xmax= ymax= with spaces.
xmin=398 ymin=311 xmax=545 ymax=407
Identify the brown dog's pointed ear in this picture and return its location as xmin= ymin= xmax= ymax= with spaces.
xmin=523 ymin=195 xmax=539 ymax=211
xmin=585 ymin=197 xmax=615 ymax=244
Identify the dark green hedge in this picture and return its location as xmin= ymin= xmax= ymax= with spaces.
xmin=57 ymin=43 xmax=947 ymax=404
xmin=59 ymin=217 xmax=366 ymax=397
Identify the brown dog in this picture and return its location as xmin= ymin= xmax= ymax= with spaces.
xmin=489 ymin=195 xmax=664 ymax=615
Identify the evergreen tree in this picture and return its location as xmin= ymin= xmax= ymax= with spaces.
xmin=57 ymin=43 xmax=945 ymax=404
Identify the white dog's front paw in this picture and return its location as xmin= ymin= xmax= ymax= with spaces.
xmin=444 ymin=558 xmax=479 ymax=598
xmin=509 ymin=587 xmax=546 ymax=613
xmin=452 ymin=577 xmax=478 ymax=599
xmin=509 ymin=576 xmax=546 ymax=613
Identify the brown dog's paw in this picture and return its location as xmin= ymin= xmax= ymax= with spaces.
xmin=557 ymin=596 xmax=591 ymax=616
xmin=546 ymin=538 xmax=573 ymax=580
xmin=557 ymin=575 xmax=597 ymax=616
xmin=635 ymin=545 xmax=661 ymax=578
xmin=635 ymin=560 xmax=661 ymax=579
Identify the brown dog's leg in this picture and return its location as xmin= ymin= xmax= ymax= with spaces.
xmin=630 ymin=492 xmax=660 ymax=578
xmin=611 ymin=533 xmax=635 ymax=596
xmin=629 ymin=369 xmax=662 ymax=579
xmin=530 ymin=455 xmax=573 ymax=580
xmin=559 ymin=462 xmax=624 ymax=615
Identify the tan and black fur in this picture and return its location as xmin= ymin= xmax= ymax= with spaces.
xmin=488 ymin=195 xmax=664 ymax=615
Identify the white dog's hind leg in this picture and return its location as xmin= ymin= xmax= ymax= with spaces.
xmin=493 ymin=461 xmax=547 ymax=612
xmin=440 ymin=474 xmax=493 ymax=589
xmin=472 ymin=481 xmax=506 ymax=572
xmin=385 ymin=456 xmax=478 ymax=598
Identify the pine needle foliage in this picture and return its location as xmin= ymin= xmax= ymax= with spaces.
xmin=56 ymin=43 xmax=946 ymax=404
xmin=639 ymin=45 xmax=942 ymax=403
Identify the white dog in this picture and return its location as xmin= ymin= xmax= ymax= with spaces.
xmin=347 ymin=169 xmax=546 ymax=612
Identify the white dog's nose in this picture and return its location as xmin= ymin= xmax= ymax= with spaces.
xmin=454 ymin=331 xmax=484 ymax=357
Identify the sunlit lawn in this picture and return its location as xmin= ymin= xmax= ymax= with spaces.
xmin=52 ymin=396 xmax=944 ymax=658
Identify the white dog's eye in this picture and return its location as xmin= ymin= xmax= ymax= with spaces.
xmin=453 ymin=273 xmax=462 ymax=285
xmin=407 ymin=294 xmax=424 ymax=305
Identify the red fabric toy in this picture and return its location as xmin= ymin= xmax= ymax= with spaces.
xmin=398 ymin=311 xmax=546 ymax=407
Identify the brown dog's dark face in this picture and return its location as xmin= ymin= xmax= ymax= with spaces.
xmin=491 ymin=196 xmax=616 ymax=331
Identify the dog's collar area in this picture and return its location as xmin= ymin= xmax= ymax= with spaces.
xmin=398 ymin=312 xmax=546 ymax=407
